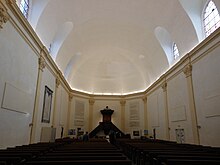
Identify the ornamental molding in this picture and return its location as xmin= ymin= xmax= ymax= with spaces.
xmin=0 ymin=2 xmax=9 ymax=29
xmin=161 ymin=82 xmax=167 ymax=92
xmin=38 ymin=56 xmax=46 ymax=71
xmin=89 ymin=98 xmax=95 ymax=105
xmin=55 ymin=77 xmax=61 ymax=88
xmin=6 ymin=0 xmax=15 ymax=5
xmin=183 ymin=64 xmax=192 ymax=78
xmin=120 ymin=100 xmax=126 ymax=106
xmin=69 ymin=93 xmax=73 ymax=101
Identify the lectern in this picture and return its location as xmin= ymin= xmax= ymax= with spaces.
xmin=89 ymin=106 xmax=125 ymax=138
xmin=100 ymin=106 xmax=114 ymax=122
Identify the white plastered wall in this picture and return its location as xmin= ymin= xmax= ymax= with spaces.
xmin=192 ymin=41 xmax=220 ymax=147
xmin=167 ymin=73 xmax=194 ymax=144
xmin=33 ymin=67 xmax=55 ymax=142
xmin=124 ymin=99 xmax=144 ymax=136
xmin=147 ymin=88 xmax=166 ymax=140
xmin=53 ymin=86 xmax=69 ymax=138
xmin=0 ymin=18 xmax=38 ymax=148
xmin=69 ymin=97 xmax=89 ymax=134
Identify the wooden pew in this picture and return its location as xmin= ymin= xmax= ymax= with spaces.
xmin=156 ymin=155 xmax=220 ymax=165
xmin=0 ymin=157 xmax=22 ymax=165
xmin=45 ymin=152 xmax=124 ymax=157
xmin=34 ymin=155 xmax=128 ymax=161
xmin=0 ymin=161 xmax=6 ymax=165
xmin=165 ymin=159 xmax=220 ymax=165
xmin=24 ymin=159 xmax=132 ymax=165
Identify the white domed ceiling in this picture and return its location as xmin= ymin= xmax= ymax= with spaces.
xmin=31 ymin=0 xmax=201 ymax=95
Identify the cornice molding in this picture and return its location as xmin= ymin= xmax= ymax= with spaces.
xmin=0 ymin=1 xmax=9 ymax=29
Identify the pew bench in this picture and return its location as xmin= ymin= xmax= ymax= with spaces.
xmin=24 ymin=159 xmax=132 ymax=165
xmin=164 ymin=159 xmax=220 ymax=165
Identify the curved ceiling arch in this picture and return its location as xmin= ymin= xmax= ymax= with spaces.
xmin=68 ymin=45 xmax=152 ymax=93
xmin=33 ymin=0 xmax=201 ymax=95
xmin=51 ymin=21 xmax=73 ymax=60
xmin=29 ymin=0 xmax=50 ymax=30
xmin=155 ymin=26 xmax=173 ymax=65
xmin=178 ymin=0 xmax=207 ymax=42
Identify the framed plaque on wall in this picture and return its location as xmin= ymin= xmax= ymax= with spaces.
xmin=41 ymin=86 xmax=53 ymax=123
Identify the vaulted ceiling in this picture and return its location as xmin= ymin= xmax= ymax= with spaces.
xmin=30 ymin=0 xmax=205 ymax=95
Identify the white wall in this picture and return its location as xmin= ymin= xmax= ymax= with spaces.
xmin=125 ymin=99 xmax=144 ymax=136
xmin=192 ymin=43 xmax=220 ymax=146
xmin=0 ymin=21 xmax=38 ymax=148
xmin=70 ymin=97 xmax=89 ymax=134
xmin=148 ymin=88 xmax=166 ymax=140
xmin=167 ymin=73 xmax=194 ymax=144
xmin=53 ymin=86 xmax=69 ymax=138
xmin=33 ymin=67 xmax=56 ymax=142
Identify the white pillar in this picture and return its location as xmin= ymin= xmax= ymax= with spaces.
xmin=88 ymin=98 xmax=95 ymax=132
xmin=161 ymin=81 xmax=170 ymax=140
xmin=66 ymin=93 xmax=73 ymax=136
xmin=52 ymin=77 xmax=60 ymax=127
xmin=30 ymin=49 xmax=46 ymax=143
xmin=142 ymin=96 xmax=148 ymax=132
xmin=120 ymin=100 xmax=126 ymax=131
xmin=183 ymin=64 xmax=200 ymax=144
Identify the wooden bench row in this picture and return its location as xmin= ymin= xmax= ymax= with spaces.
xmin=116 ymin=138 xmax=220 ymax=165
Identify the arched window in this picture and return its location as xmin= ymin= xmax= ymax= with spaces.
xmin=19 ymin=0 xmax=29 ymax=19
xmin=203 ymin=0 xmax=220 ymax=37
xmin=173 ymin=43 xmax=180 ymax=60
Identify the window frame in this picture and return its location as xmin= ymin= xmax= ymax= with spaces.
xmin=19 ymin=0 xmax=29 ymax=19
xmin=203 ymin=0 xmax=220 ymax=37
xmin=173 ymin=43 xmax=180 ymax=60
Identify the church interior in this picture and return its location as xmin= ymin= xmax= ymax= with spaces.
xmin=1 ymin=0 xmax=220 ymax=164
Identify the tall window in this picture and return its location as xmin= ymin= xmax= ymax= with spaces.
xmin=19 ymin=0 xmax=29 ymax=19
xmin=173 ymin=43 xmax=180 ymax=60
xmin=203 ymin=0 xmax=220 ymax=37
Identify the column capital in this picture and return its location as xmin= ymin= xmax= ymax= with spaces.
xmin=161 ymin=82 xmax=167 ymax=92
xmin=142 ymin=96 xmax=147 ymax=103
xmin=120 ymin=100 xmax=126 ymax=106
xmin=69 ymin=93 xmax=73 ymax=101
xmin=38 ymin=56 xmax=46 ymax=71
xmin=55 ymin=77 xmax=61 ymax=88
xmin=0 ymin=2 xmax=9 ymax=29
xmin=89 ymin=98 xmax=95 ymax=105
xmin=183 ymin=64 xmax=192 ymax=78
xmin=6 ymin=0 xmax=15 ymax=5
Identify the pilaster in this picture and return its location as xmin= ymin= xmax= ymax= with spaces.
xmin=161 ymin=81 xmax=170 ymax=140
xmin=66 ymin=93 xmax=73 ymax=136
xmin=30 ymin=49 xmax=46 ymax=143
xmin=183 ymin=64 xmax=200 ymax=144
xmin=52 ymin=76 xmax=60 ymax=127
xmin=142 ymin=96 xmax=148 ymax=131
xmin=120 ymin=99 xmax=126 ymax=131
xmin=88 ymin=98 xmax=95 ymax=132
xmin=0 ymin=1 xmax=9 ymax=29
